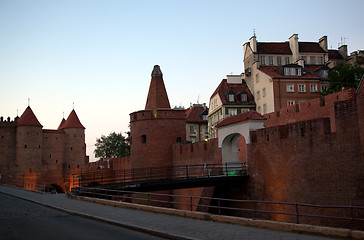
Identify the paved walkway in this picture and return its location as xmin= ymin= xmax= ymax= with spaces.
xmin=0 ymin=185 xmax=342 ymax=240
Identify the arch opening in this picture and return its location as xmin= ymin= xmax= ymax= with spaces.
xmin=221 ymin=133 xmax=247 ymax=175
xmin=45 ymin=184 xmax=65 ymax=194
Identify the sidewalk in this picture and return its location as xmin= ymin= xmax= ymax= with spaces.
xmin=0 ymin=185 xmax=354 ymax=240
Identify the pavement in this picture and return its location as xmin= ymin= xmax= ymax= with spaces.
xmin=0 ymin=185 xmax=361 ymax=240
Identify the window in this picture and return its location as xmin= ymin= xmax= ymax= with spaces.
xmin=310 ymin=56 xmax=315 ymax=64
xmin=262 ymin=88 xmax=266 ymax=97
xmin=228 ymin=94 xmax=234 ymax=102
xmin=284 ymin=67 xmax=302 ymax=76
xmin=241 ymin=94 xmax=247 ymax=102
xmin=141 ymin=135 xmax=146 ymax=143
xmin=310 ymin=84 xmax=317 ymax=92
xmin=286 ymin=84 xmax=294 ymax=92
xmin=302 ymin=56 xmax=307 ymax=63
xmin=318 ymin=57 xmax=323 ymax=64
xmin=260 ymin=56 xmax=266 ymax=65
xmin=285 ymin=57 xmax=290 ymax=65
xmin=321 ymin=85 xmax=327 ymax=93
xmin=277 ymin=57 xmax=282 ymax=65
xmin=256 ymin=91 xmax=260 ymax=100
xmin=202 ymin=115 xmax=207 ymax=120
xmin=257 ymin=106 xmax=261 ymax=114
xmin=189 ymin=126 xmax=195 ymax=133
xmin=256 ymin=74 xmax=259 ymax=83
xmin=269 ymin=56 xmax=274 ymax=65
xmin=228 ymin=108 xmax=237 ymax=116
xmin=176 ymin=137 xmax=181 ymax=143
xmin=287 ymin=100 xmax=295 ymax=106
xmin=263 ymin=104 xmax=267 ymax=114
xmin=298 ymin=84 xmax=306 ymax=92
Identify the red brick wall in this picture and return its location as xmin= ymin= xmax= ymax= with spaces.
xmin=357 ymin=82 xmax=364 ymax=157
xmin=0 ymin=122 xmax=16 ymax=179
xmin=16 ymin=125 xmax=43 ymax=173
xmin=171 ymin=139 xmax=222 ymax=210
xmin=109 ymin=156 xmax=131 ymax=171
xmin=265 ymin=88 xmax=356 ymax=133
xmin=240 ymin=104 xmax=364 ymax=226
xmin=130 ymin=109 xmax=186 ymax=169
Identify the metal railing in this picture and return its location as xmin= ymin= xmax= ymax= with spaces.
xmin=73 ymin=163 xmax=248 ymax=188
xmin=73 ymin=187 xmax=364 ymax=230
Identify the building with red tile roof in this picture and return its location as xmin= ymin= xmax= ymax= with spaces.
xmin=243 ymin=34 xmax=336 ymax=114
xmin=208 ymin=75 xmax=255 ymax=138
xmin=185 ymin=103 xmax=209 ymax=142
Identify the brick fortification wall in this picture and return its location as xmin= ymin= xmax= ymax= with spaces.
xmin=130 ymin=109 xmax=186 ymax=169
xmin=264 ymin=88 xmax=356 ymax=132
xmin=0 ymin=110 xmax=89 ymax=192
xmin=172 ymin=139 xmax=222 ymax=210
xmin=232 ymin=90 xmax=364 ymax=227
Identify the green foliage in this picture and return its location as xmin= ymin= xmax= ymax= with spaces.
xmin=94 ymin=132 xmax=130 ymax=160
xmin=327 ymin=63 xmax=364 ymax=94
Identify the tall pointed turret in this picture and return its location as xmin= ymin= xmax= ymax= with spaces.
xmin=145 ymin=65 xmax=171 ymax=113
xmin=60 ymin=110 xmax=85 ymax=129
xmin=17 ymin=106 xmax=43 ymax=127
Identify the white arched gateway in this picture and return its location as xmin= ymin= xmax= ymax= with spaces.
xmin=216 ymin=111 xmax=265 ymax=168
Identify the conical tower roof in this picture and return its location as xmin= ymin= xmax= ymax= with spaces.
xmin=57 ymin=118 xmax=66 ymax=130
xmin=145 ymin=65 xmax=171 ymax=111
xmin=60 ymin=110 xmax=85 ymax=129
xmin=17 ymin=106 xmax=43 ymax=127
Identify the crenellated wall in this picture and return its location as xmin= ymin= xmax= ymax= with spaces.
xmin=264 ymin=88 xmax=356 ymax=133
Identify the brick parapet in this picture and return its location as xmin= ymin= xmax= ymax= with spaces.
xmin=172 ymin=139 xmax=222 ymax=166
xmin=130 ymin=109 xmax=185 ymax=122
xmin=264 ymin=89 xmax=356 ymax=133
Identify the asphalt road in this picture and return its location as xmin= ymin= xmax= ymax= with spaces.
xmin=0 ymin=193 xmax=167 ymax=240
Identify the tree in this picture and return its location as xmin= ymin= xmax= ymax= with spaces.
xmin=94 ymin=132 xmax=130 ymax=160
xmin=326 ymin=63 xmax=364 ymax=94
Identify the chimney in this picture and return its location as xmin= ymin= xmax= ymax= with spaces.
xmin=319 ymin=36 xmax=328 ymax=51
xmin=249 ymin=36 xmax=257 ymax=52
xmin=338 ymin=45 xmax=348 ymax=58
xmin=289 ymin=34 xmax=299 ymax=63
xmin=298 ymin=59 xmax=305 ymax=67
xmin=227 ymin=74 xmax=243 ymax=84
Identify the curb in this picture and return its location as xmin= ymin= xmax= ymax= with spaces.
xmin=71 ymin=194 xmax=364 ymax=240
xmin=0 ymin=188 xmax=192 ymax=240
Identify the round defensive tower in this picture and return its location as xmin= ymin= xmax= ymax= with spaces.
xmin=130 ymin=65 xmax=186 ymax=169
xmin=59 ymin=110 xmax=87 ymax=171
xmin=16 ymin=106 xmax=43 ymax=173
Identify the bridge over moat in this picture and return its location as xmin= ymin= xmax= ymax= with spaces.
xmin=72 ymin=163 xmax=248 ymax=192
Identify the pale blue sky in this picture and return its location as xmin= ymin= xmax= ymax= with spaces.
xmin=1 ymin=0 xmax=363 ymax=161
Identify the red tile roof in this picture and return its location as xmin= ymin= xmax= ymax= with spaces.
xmin=57 ymin=118 xmax=66 ymax=130
xmin=216 ymin=111 xmax=265 ymax=128
xmin=17 ymin=106 xmax=43 ymax=127
xmin=328 ymin=50 xmax=344 ymax=60
xmin=185 ymin=106 xmax=208 ymax=123
xmin=210 ymin=79 xmax=255 ymax=105
xmin=257 ymin=42 xmax=292 ymax=54
xmin=356 ymin=56 xmax=364 ymax=64
xmin=60 ymin=110 xmax=85 ymax=129
xmin=299 ymin=42 xmax=325 ymax=53
xmin=259 ymin=65 xmax=326 ymax=80
xmin=145 ymin=65 xmax=171 ymax=110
